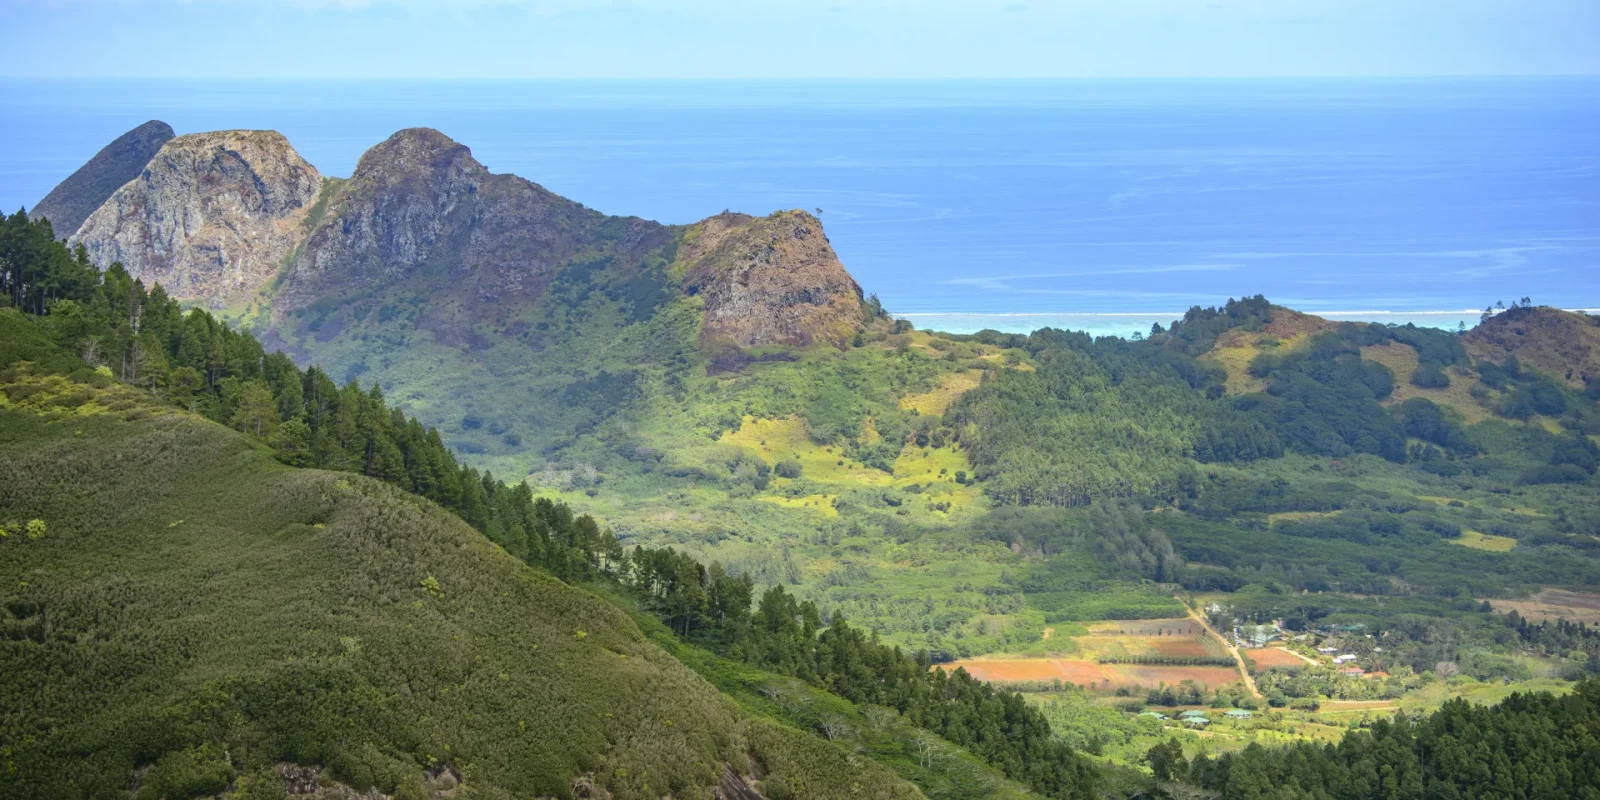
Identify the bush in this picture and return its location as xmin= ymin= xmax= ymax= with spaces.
xmin=1411 ymin=364 xmax=1450 ymax=388
xmin=1519 ymin=464 xmax=1591 ymax=485
xmin=774 ymin=459 xmax=803 ymax=479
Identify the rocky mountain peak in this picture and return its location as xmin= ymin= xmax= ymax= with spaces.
xmin=273 ymin=127 xmax=671 ymax=323
xmin=684 ymin=209 xmax=865 ymax=348
xmin=354 ymin=127 xmax=486 ymax=181
xmin=70 ymin=129 xmax=323 ymax=306
xmin=30 ymin=120 xmax=174 ymax=240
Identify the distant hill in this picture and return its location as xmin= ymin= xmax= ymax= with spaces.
xmin=1465 ymin=305 xmax=1600 ymax=387
xmin=0 ymin=323 xmax=920 ymax=800
xmin=29 ymin=120 xmax=173 ymax=239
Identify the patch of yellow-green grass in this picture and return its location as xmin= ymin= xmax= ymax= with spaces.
xmin=757 ymin=494 xmax=839 ymax=518
xmin=720 ymin=415 xmax=894 ymax=486
xmin=0 ymin=364 xmax=173 ymax=422
xmin=1361 ymin=342 xmax=1491 ymax=423
xmin=1268 ymin=510 xmax=1339 ymax=524
xmin=1203 ymin=334 xmax=1301 ymax=395
xmin=1204 ymin=309 xmax=1337 ymax=395
xmin=891 ymin=443 xmax=982 ymax=514
xmin=899 ymin=370 xmax=983 ymax=416
xmin=1451 ymin=530 xmax=1517 ymax=552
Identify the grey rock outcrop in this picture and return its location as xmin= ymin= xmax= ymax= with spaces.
xmin=276 ymin=127 xmax=671 ymax=318
xmin=72 ymin=130 xmax=322 ymax=305
xmin=683 ymin=210 xmax=864 ymax=348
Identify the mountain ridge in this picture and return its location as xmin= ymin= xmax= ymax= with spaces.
xmin=28 ymin=119 xmax=174 ymax=240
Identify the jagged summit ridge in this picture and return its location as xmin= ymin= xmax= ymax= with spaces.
xmin=275 ymin=127 xmax=672 ymax=318
xmin=71 ymin=129 xmax=323 ymax=306
xmin=30 ymin=120 xmax=174 ymax=240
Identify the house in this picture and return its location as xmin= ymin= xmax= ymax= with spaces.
xmin=1340 ymin=667 xmax=1366 ymax=677
xmin=1182 ymin=717 xmax=1210 ymax=727
xmin=1140 ymin=711 xmax=1168 ymax=720
xmin=1178 ymin=710 xmax=1209 ymax=719
xmin=1224 ymin=709 xmax=1253 ymax=719
xmin=1333 ymin=654 xmax=1358 ymax=664
xmin=1317 ymin=646 xmax=1339 ymax=654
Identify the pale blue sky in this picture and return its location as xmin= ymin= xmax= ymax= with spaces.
xmin=3 ymin=0 xmax=1598 ymax=79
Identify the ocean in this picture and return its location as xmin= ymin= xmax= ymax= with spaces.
xmin=3 ymin=78 xmax=1596 ymax=337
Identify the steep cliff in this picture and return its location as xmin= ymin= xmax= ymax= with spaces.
xmin=277 ymin=127 xmax=672 ymax=324
xmin=29 ymin=120 xmax=174 ymax=240
xmin=683 ymin=209 xmax=865 ymax=348
xmin=71 ymin=130 xmax=322 ymax=306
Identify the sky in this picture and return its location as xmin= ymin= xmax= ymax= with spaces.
xmin=3 ymin=0 xmax=1598 ymax=79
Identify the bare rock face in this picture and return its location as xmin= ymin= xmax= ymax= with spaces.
xmin=683 ymin=210 xmax=865 ymax=348
xmin=276 ymin=127 xmax=671 ymax=318
xmin=30 ymin=120 xmax=174 ymax=240
xmin=71 ymin=130 xmax=322 ymax=306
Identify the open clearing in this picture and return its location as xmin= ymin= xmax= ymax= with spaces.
xmin=1451 ymin=529 xmax=1517 ymax=552
xmin=1244 ymin=647 xmax=1313 ymax=671
xmin=1491 ymin=589 xmax=1600 ymax=625
xmin=899 ymin=370 xmax=982 ymax=415
xmin=1360 ymin=342 xmax=1491 ymax=423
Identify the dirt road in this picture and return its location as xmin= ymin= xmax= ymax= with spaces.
xmin=1177 ymin=595 xmax=1263 ymax=699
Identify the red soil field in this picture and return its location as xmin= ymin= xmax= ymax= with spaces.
xmin=939 ymin=659 xmax=1243 ymax=689
xmin=1244 ymin=647 xmax=1311 ymax=671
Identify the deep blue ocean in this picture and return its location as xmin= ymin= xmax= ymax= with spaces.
xmin=3 ymin=79 xmax=1595 ymax=336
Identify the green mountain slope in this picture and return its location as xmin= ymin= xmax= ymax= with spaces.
xmin=0 ymin=360 xmax=920 ymax=800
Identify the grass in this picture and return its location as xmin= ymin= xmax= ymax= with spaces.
xmin=1452 ymin=529 xmax=1518 ymax=552
xmin=0 ymin=389 xmax=920 ymax=800
xmin=1360 ymin=342 xmax=1492 ymax=424
xmin=758 ymin=493 xmax=840 ymax=517
xmin=900 ymin=370 xmax=982 ymax=416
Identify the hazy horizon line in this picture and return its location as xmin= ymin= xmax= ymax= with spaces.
xmin=8 ymin=74 xmax=1600 ymax=82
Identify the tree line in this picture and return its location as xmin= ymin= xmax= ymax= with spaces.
xmin=1150 ymin=678 xmax=1600 ymax=799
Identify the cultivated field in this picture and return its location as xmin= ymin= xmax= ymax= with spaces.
xmin=1245 ymin=647 xmax=1313 ymax=671
xmin=941 ymin=658 xmax=1244 ymax=690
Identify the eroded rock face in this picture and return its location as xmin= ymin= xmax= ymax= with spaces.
xmin=30 ymin=120 xmax=174 ymax=240
xmin=276 ymin=127 xmax=671 ymax=318
xmin=71 ymin=130 xmax=322 ymax=306
xmin=683 ymin=210 xmax=865 ymax=348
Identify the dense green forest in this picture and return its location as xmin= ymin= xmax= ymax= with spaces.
xmin=1151 ymin=678 xmax=1600 ymax=799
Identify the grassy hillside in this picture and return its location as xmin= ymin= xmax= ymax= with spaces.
xmin=0 ymin=371 xmax=920 ymax=800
